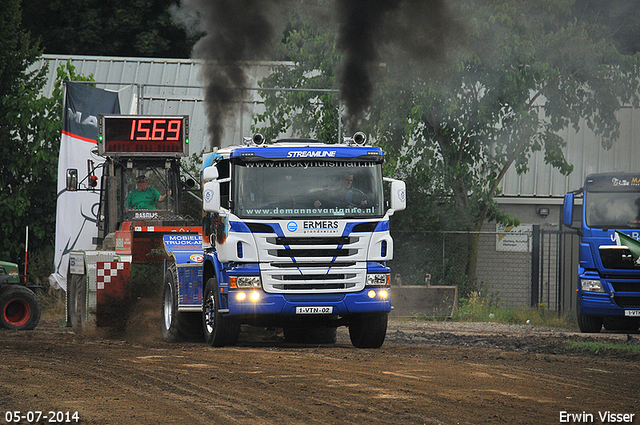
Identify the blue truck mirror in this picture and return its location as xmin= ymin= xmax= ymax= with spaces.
xmin=562 ymin=193 xmax=574 ymax=226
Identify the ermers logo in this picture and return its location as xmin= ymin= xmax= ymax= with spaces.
xmin=304 ymin=221 xmax=339 ymax=229
xmin=287 ymin=150 xmax=336 ymax=158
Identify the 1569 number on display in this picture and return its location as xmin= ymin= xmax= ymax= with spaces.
xmin=4 ymin=411 xmax=80 ymax=424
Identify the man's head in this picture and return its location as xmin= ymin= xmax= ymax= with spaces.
xmin=341 ymin=174 xmax=354 ymax=188
xmin=136 ymin=175 xmax=148 ymax=190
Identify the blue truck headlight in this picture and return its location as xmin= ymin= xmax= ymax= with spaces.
xmin=580 ymin=279 xmax=605 ymax=293
xmin=230 ymin=276 xmax=262 ymax=289
xmin=366 ymin=273 xmax=390 ymax=287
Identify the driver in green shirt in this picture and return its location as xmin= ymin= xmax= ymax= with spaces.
xmin=126 ymin=175 xmax=170 ymax=210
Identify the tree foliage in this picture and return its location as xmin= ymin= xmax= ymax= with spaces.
xmin=253 ymin=3 xmax=341 ymax=143
xmin=253 ymin=0 xmax=640 ymax=293
xmin=21 ymin=0 xmax=198 ymax=58
xmin=0 ymin=0 xmax=93 ymax=265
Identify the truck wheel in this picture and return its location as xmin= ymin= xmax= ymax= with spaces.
xmin=0 ymin=285 xmax=41 ymax=330
xmin=203 ymin=278 xmax=240 ymax=347
xmin=283 ymin=326 xmax=337 ymax=344
xmin=348 ymin=313 xmax=388 ymax=348
xmin=577 ymin=309 xmax=603 ymax=333
xmin=161 ymin=269 xmax=182 ymax=342
xmin=161 ymin=265 xmax=204 ymax=342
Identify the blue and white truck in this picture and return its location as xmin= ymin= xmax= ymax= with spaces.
xmin=563 ymin=172 xmax=640 ymax=333
xmin=161 ymin=133 xmax=406 ymax=348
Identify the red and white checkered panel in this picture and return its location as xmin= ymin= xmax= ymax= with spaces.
xmin=96 ymin=262 xmax=126 ymax=289
xmin=95 ymin=261 xmax=131 ymax=328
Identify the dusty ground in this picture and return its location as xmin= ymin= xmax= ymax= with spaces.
xmin=1 ymin=304 xmax=639 ymax=425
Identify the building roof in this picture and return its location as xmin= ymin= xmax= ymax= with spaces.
xmin=35 ymin=54 xmax=640 ymax=200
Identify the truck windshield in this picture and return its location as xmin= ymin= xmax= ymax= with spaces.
xmin=234 ymin=161 xmax=384 ymax=218
xmin=586 ymin=191 xmax=640 ymax=229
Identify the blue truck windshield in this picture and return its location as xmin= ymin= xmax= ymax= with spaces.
xmin=586 ymin=191 xmax=640 ymax=229
xmin=234 ymin=161 xmax=384 ymax=218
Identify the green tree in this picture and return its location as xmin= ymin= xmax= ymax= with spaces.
xmin=21 ymin=0 xmax=199 ymax=58
xmin=253 ymin=3 xmax=341 ymax=143
xmin=253 ymin=0 xmax=640 ymax=295
xmin=0 ymin=0 xmax=93 ymax=274
xmin=0 ymin=0 xmax=50 ymax=263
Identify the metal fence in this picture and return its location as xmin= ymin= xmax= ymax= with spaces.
xmin=390 ymin=227 xmax=579 ymax=315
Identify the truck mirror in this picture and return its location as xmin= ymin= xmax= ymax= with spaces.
xmin=203 ymin=180 xmax=221 ymax=213
xmin=66 ymin=169 xmax=78 ymax=191
xmin=563 ymin=193 xmax=574 ymax=226
xmin=203 ymin=166 xmax=219 ymax=182
xmin=389 ymin=179 xmax=406 ymax=213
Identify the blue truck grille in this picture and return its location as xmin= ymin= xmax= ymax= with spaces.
xmin=611 ymin=282 xmax=640 ymax=292
xmin=614 ymin=296 xmax=640 ymax=308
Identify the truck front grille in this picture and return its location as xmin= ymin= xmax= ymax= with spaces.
xmin=614 ymin=296 xmax=640 ymax=309
xmin=257 ymin=231 xmax=368 ymax=293
xmin=610 ymin=282 xmax=640 ymax=292
xmin=270 ymin=249 xmax=355 ymax=258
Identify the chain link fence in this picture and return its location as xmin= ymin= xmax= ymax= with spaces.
xmin=390 ymin=230 xmax=533 ymax=308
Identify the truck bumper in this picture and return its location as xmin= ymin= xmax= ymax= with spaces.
xmin=579 ymin=288 xmax=640 ymax=317
xmin=579 ymin=293 xmax=624 ymax=316
xmin=225 ymin=289 xmax=391 ymax=317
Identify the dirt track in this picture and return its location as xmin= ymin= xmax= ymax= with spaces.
xmin=1 ymin=310 xmax=639 ymax=425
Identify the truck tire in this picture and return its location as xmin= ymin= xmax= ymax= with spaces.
xmin=161 ymin=266 xmax=203 ymax=342
xmin=0 ymin=285 xmax=41 ymax=330
xmin=577 ymin=307 xmax=603 ymax=333
xmin=203 ymin=278 xmax=240 ymax=347
xmin=348 ymin=313 xmax=388 ymax=348
xmin=283 ymin=326 xmax=337 ymax=344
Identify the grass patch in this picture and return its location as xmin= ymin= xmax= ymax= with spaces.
xmin=565 ymin=340 xmax=640 ymax=355
xmin=451 ymin=290 xmax=577 ymax=329
xmin=38 ymin=289 xmax=66 ymax=318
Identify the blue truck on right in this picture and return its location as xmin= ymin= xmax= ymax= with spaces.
xmin=563 ymin=172 xmax=640 ymax=332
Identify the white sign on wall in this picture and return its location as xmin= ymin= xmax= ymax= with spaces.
xmin=496 ymin=224 xmax=533 ymax=252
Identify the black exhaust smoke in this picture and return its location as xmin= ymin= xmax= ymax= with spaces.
xmin=181 ymin=0 xmax=454 ymax=145
xmin=186 ymin=0 xmax=279 ymax=148
xmin=336 ymin=0 xmax=455 ymax=129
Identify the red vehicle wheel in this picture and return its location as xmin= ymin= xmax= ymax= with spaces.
xmin=0 ymin=285 xmax=41 ymax=330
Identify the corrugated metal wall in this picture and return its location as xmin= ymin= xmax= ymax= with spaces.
xmin=35 ymin=54 xmax=282 ymax=155
xmin=498 ymin=106 xmax=640 ymax=198
xmin=35 ymin=54 xmax=640 ymax=198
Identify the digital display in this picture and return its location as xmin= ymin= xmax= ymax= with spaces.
xmin=98 ymin=115 xmax=189 ymax=157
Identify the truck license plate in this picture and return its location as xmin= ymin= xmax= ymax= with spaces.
xmin=296 ymin=306 xmax=333 ymax=315
xmin=624 ymin=310 xmax=640 ymax=317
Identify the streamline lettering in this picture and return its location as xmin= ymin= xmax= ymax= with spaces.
xmin=287 ymin=150 xmax=336 ymax=158
xmin=245 ymin=161 xmax=373 ymax=168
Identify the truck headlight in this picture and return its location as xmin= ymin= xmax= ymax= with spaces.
xmin=366 ymin=273 xmax=390 ymax=287
xmin=580 ymin=279 xmax=605 ymax=293
xmin=230 ymin=276 xmax=261 ymax=289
